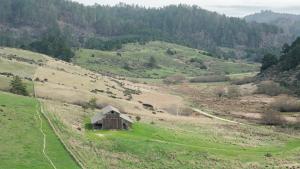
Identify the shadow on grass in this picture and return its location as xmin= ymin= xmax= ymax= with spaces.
xmin=85 ymin=123 xmax=93 ymax=130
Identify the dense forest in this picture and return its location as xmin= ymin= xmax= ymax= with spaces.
xmin=260 ymin=37 xmax=300 ymax=94
xmin=0 ymin=0 xmax=285 ymax=60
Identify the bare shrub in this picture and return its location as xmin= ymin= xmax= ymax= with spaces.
xmin=296 ymin=116 xmax=300 ymax=128
xmin=256 ymin=81 xmax=286 ymax=96
xmin=73 ymin=100 xmax=89 ymax=109
xmin=179 ymin=107 xmax=195 ymax=116
xmin=136 ymin=116 xmax=141 ymax=121
xmin=231 ymin=77 xmax=255 ymax=85
xmin=261 ymin=111 xmax=286 ymax=126
xmin=190 ymin=75 xmax=230 ymax=83
xmin=73 ymin=99 xmax=108 ymax=110
xmin=270 ymin=96 xmax=300 ymax=112
xmin=163 ymin=75 xmax=186 ymax=85
xmin=226 ymin=86 xmax=241 ymax=98
xmin=164 ymin=105 xmax=195 ymax=116
xmin=214 ymin=87 xmax=226 ymax=98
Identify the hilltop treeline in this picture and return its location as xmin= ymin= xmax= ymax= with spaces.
xmin=0 ymin=0 xmax=281 ymax=60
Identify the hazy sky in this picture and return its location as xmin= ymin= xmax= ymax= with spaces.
xmin=72 ymin=0 xmax=300 ymax=17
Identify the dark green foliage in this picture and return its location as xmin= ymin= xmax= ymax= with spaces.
xmin=9 ymin=76 xmax=28 ymax=96
xmin=281 ymin=43 xmax=290 ymax=54
xmin=296 ymin=72 xmax=300 ymax=80
xmin=0 ymin=0 xmax=280 ymax=58
xmin=28 ymin=28 xmax=74 ymax=62
xmin=279 ymin=37 xmax=300 ymax=71
xmin=145 ymin=56 xmax=158 ymax=68
xmin=261 ymin=54 xmax=278 ymax=71
xmin=166 ymin=48 xmax=176 ymax=55
xmin=189 ymin=58 xmax=207 ymax=69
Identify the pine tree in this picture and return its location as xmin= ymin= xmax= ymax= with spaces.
xmin=9 ymin=76 xmax=29 ymax=96
xmin=146 ymin=56 xmax=158 ymax=68
xmin=261 ymin=54 xmax=278 ymax=71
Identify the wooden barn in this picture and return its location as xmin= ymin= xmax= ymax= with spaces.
xmin=91 ymin=105 xmax=133 ymax=130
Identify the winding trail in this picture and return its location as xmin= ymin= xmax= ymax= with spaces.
xmin=36 ymin=106 xmax=57 ymax=169
xmin=33 ymin=69 xmax=85 ymax=169
xmin=192 ymin=108 xmax=244 ymax=125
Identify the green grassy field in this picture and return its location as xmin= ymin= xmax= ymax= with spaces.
xmin=74 ymin=41 xmax=259 ymax=78
xmin=0 ymin=92 xmax=80 ymax=169
xmin=84 ymin=123 xmax=300 ymax=168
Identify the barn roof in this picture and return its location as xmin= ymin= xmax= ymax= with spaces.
xmin=102 ymin=105 xmax=121 ymax=114
xmin=91 ymin=105 xmax=133 ymax=124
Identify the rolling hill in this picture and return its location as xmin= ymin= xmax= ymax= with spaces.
xmin=73 ymin=41 xmax=259 ymax=78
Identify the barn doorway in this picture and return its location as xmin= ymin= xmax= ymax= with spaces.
xmin=123 ymin=123 xmax=128 ymax=130
xmin=95 ymin=123 xmax=103 ymax=129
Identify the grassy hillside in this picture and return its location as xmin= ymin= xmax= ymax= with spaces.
xmin=43 ymin=100 xmax=300 ymax=169
xmin=0 ymin=48 xmax=46 ymax=95
xmin=0 ymin=92 xmax=80 ymax=169
xmin=74 ymin=41 xmax=259 ymax=78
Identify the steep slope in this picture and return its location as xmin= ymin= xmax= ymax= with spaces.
xmin=0 ymin=0 xmax=282 ymax=59
xmin=73 ymin=41 xmax=259 ymax=78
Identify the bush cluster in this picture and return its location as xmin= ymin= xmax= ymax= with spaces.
xmin=190 ymin=75 xmax=230 ymax=83
xmin=256 ymin=81 xmax=286 ymax=96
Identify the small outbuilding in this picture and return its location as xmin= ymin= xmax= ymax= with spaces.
xmin=91 ymin=105 xmax=133 ymax=130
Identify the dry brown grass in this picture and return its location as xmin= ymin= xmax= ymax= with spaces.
xmin=35 ymin=57 xmax=185 ymax=116
xmin=190 ymin=75 xmax=230 ymax=83
xmin=226 ymin=85 xmax=241 ymax=98
xmin=231 ymin=77 xmax=255 ymax=85
xmin=163 ymin=74 xmax=186 ymax=85
xmin=214 ymin=87 xmax=226 ymax=98
xmin=163 ymin=105 xmax=196 ymax=116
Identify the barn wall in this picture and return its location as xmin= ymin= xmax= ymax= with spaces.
xmin=103 ymin=111 xmax=122 ymax=129
xmin=93 ymin=110 xmax=132 ymax=130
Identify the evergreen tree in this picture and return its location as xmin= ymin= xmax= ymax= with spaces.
xmin=9 ymin=76 xmax=29 ymax=96
xmin=261 ymin=54 xmax=278 ymax=71
xmin=146 ymin=56 xmax=158 ymax=68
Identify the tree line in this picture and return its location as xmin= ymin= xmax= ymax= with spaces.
xmin=0 ymin=0 xmax=281 ymax=61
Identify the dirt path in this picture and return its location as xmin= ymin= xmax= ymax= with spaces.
xmin=33 ymin=69 xmax=85 ymax=169
xmin=192 ymin=108 xmax=244 ymax=125
xmin=36 ymin=106 xmax=58 ymax=169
